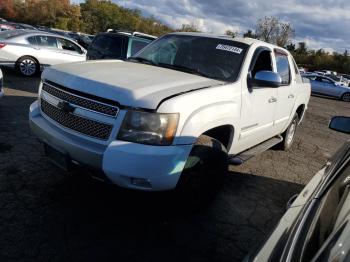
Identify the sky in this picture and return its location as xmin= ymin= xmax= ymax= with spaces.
xmin=73 ymin=0 xmax=350 ymax=53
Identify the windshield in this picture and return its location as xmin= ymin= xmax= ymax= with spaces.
xmin=130 ymin=34 xmax=248 ymax=82
xmin=326 ymin=74 xmax=341 ymax=82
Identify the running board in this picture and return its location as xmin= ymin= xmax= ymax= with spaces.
xmin=228 ymin=135 xmax=283 ymax=165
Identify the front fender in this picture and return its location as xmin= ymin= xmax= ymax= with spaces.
xmin=174 ymin=101 xmax=240 ymax=145
xmin=156 ymin=82 xmax=241 ymax=146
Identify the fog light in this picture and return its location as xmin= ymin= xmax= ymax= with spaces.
xmin=131 ymin=177 xmax=152 ymax=188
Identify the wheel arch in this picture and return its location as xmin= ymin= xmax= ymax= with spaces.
xmin=16 ymin=55 xmax=40 ymax=66
xmin=15 ymin=55 xmax=40 ymax=76
xmin=174 ymin=100 xmax=240 ymax=147
xmin=295 ymin=104 xmax=306 ymax=124
xmin=202 ymin=125 xmax=235 ymax=151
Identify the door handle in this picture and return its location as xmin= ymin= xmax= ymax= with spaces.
xmin=288 ymin=94 xmax=295 ymax=99
xmin=268 ymin=97 xmax=277 ymax=103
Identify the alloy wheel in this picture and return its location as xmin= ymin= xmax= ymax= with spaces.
xmin=19 ymin=59 xmax=37 ymax=76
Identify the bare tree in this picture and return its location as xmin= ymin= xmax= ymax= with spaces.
xmin=276 ymin=22 xmax=295 ymax=47
xmin=178 ymin=23 xmax=200 ymax=32
xmin=225 ymin=30 xmax=237 ymax=38
xmin=255 ymin=16 xmax=295 ymax=47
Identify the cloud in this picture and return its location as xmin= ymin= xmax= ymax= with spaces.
xmin=73 ymin=0 xmax=350 ymax=52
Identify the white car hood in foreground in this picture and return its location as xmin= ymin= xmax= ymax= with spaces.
xmin=42 ymin=60 xmax=224 ymax=109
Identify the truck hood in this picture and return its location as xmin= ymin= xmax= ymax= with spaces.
xmin=42 ymin=60 xmax=224 ymax=109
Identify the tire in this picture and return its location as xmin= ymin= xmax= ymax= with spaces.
xmin=341 ymin=93 xmax=350 ymax=102
xmin=16 ymin=56 xmax=39 ymax=77
xmin=278 ymin=113 xmax=299 ymax=151
xmin=176 ymin=135 xmax=228 ymax=197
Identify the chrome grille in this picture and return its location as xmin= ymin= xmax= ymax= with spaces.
xmin=42 ymin=82 xmax=119 ymax=117
xmin=41 ymin=99 xmax=113 ymax=140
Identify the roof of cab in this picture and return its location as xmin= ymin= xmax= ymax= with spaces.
xmin=168 ymin=32 xmax=285 ymax=49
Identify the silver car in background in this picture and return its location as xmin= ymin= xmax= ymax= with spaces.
xmin=0 ymin=30 xmax=86 ymax=76
xmin=303 ymin=74 xmax=350 ymax=102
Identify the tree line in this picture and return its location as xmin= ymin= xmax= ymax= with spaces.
xmin=0 ymin=0 xmax=175 ymax=35
xmin=0 ymin=1 xmax=349 ymax=73
xmin=246 ymin=17 xmax=350 ymax=74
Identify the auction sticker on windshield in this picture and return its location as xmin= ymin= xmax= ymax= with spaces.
xmin=216 ymin=44 xmax=243 ymax=54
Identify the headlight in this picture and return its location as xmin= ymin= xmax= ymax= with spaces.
xmin=118 ymin=111 xmax=179 ymax=145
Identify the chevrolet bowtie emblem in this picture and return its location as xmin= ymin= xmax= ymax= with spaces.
xmin=57 ymin=101 xmax=75 ymax=113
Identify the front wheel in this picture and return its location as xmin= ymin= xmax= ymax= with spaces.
xmin=278 ymin=113 xmax=299 ymax=151
xmin=342 ymin=93 xmax=350 ymax=102
xmin=16 ymin=56 xmax=39 ymax=77
xmin=176 ymin=135 xmax=228 ymax=196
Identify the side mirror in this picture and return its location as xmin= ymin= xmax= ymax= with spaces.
xmin=249 ymin=71 xmax=282 ymax=88
xmin=329 ymin=116 xmax=350 ymax=134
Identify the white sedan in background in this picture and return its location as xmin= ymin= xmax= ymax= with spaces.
xmin=0 ymin=30 xmax=86 ymax=76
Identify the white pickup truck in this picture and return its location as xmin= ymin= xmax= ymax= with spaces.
xmin=29 ymin=33 xmax=311 ymax=191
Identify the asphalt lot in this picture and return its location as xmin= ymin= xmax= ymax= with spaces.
xmin=0 ymin=68 xmax=349 ymax=262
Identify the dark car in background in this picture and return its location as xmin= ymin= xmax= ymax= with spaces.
xmin=67 ymin=32 xmax=94 ymax=49
xmin=87 ymin=30 xmax=156 ymax=60
xmin=246 ymin=116 xmax=350 ymax=261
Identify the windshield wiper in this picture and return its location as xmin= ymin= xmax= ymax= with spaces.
xmin=127 ymin=57 xmax=157 ymax=66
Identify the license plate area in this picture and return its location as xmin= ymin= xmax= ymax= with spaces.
xmin=44 ymin=144 xmax=69 ymax=171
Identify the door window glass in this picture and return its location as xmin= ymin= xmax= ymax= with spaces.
xmin=275 ymin=53 xmax=291 ymax=84
xmin=27 ymin=36 xmax=37 ymax=45
xmin=35 ymin=35 xmax=58 ymax=48
xmin=57 ymin=38 xmax=82 ymax=53
xmin=250 ymin=50 xmax=273 ymax=78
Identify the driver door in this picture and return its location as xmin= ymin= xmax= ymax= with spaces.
xmin=238 ymin=47 xmax=278 ymax=152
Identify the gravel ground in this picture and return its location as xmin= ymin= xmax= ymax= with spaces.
xmin=0 ymin=69 xmax=349 ymax=262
